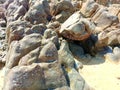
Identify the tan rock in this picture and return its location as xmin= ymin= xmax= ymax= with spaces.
xmin=80 ymin=0 xmax=99 ymax=17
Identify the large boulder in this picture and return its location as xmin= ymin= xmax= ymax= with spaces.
xmin=3 ymin=64 xmax=45 ymax=90
xmin=38 ymin=41 xmax=58 ymax=63
xmin=60 ymin=11 xmax=95 ymax=41
xmin=4 ymin=62 xmax=67 ymax=90
xmin=50 ymin=0 xmax=74 ymax=23
xmin=80 ymin=0 xmax=99 ymax=17
xmin=24 ymin=0 xmax=51 ymax=24
xmin=66 ymin=68 xmax=90 ymax=90
xmin=96 ymin=28 xmax=120 ymax=48
xmin=92 ymin=7 xmax=119 ymax=30
xmin=58 ymin=40 xmax=75 ymax=68
xmin=6 ymin=20 xmax=32 ymax=45
xmin=5 ymin=0 xmax=29 ymax=23
xmin=6 ymin=34 xmax=42 ymax=69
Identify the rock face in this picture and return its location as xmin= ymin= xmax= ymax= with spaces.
xmin=50 ymin=0 xmax=74 ymax=23
xmin=4 ymin=62 xmax=67 ymax=90
xmin=1 ymin=0 xmax=120 ymax=90
xmin=60 ymin=11 xmax=95 ymax=41
xmin=24 ymin=0 xmax=51 ymax=24
xmin=6 ymin=34 xmax=42 ymax=69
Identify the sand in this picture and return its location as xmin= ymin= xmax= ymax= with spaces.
xmin=80 ymin=56 xmax=120 ymax=90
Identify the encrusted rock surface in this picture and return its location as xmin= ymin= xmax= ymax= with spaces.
xmin=0 ymin=0 xmax=120 ymax=90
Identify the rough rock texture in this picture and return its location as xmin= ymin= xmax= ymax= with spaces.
xmin=50 ymin=0 xmax=74 ymax=23
xmin=60 ymin=11 xmax=95 ymax=41
xmin=1 ymin=0 xmax=120 ymax=90
xmin=24 ymin=0 xmax=51 ymax=24
xmin=6 ymin=34 xmax=42 ymax=69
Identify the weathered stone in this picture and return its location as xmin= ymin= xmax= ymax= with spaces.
xmin=50 ymin=0 xmax=74 ymax=16
xmin=80 ymin=0 xmax=99 ymax=17
xmin=105 ymin=47 xmax=120 ymax=64
xmin=92 ymin=8 xmax=119 ymax=30
xmin=6 ymin=20 xmax=32 ymax=45
xmin=96 ymin=29 xmax=120 ymax=48
xmin=5 ymin=0 xmax=29 ymax=23
xmin=58 ymin=40 xmax=74 ymax=68
xmin=66 ymin=68 xmax=90 ymax=90
xmin=43 ymin=29 xmax=59 ymax=49
xmin=38 ymin=42 xmax=58 ymax=63
xmin=108 ymin=5 xmax=120 ymax=16
xmin=39 ymin=62 xmax=67 ymax=89
xmin=60 ymin=12 xmax=95 ymax=40
xmin=19 ymin=47 xmax=41 ymax=66
xmin=3 ymin=64 xmax=45 ymax=90
xmin=25 ymin=24 xmax=47 ymax=35
xmin=24 ymin=0 xmax=50 ymax=24
xmin=6 ymin=34 xmax=42 ymax=69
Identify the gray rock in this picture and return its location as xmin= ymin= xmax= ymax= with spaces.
xmin=38 ymin=41 xmax=58 ymax=63
xmin=18 ymin=47 xmax=40 ymax=66
xmin=67 ymin=68 xmax=90 ymax=90
xmin=58 ymin=40 xmax=74 ymax=68
xmin=6 ymin=34 xmax=42 ymax=69
xmin=3 ymin=64 xmax=45 ymax=90
xmin=24 ymin=0 xmax=50 ymax=24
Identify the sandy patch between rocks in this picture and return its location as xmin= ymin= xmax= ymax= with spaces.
xmin=80 ymin=56 xmax=120 ymax=90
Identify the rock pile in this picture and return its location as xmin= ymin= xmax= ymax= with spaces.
xmin=0 ymin=0 xmax=120 ymax=90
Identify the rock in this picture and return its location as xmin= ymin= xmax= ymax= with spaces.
xmin=66 ymin=68 xmax=90 ymax=90
xmin=24 ymin=0 xmax=50 ymax=24
xmin=72 ymin=0 xmax=82 ymax=11
xmin=18 ymin=47 xmax=40 ymax=66
xmin=108 ymin=4 xmax=120 ymax=16
xmin=92 ymin=7 xmax=119 ymax=30
xmin=0 ymin=28 xmax=5 ymax=39
xmin=69 ymin=42 xmax=84 ymax=59
xmin=80 ymin=0 xmax=99 ymax=17
xmin=3 ymin=64 xmax=45 ymax=90
xmin=6 ymin=34 xmax=42 ymax=69
xmin=25 ymin=24 xmax=47 ymax=35
xmin=6 ymin=20 xmax=32 ymax=45
xmin=60 ymin=12 xmax=95 ymax=40
xmin=38 ymin=42 xmax=58 ymax=63
xmin=43 ymin=29 xmax=59 ymax=49
xmin=47 ymin=21 xmax=60 ymax=29
xmin=50 ymin=0 xmax=74 ymax=16
xmin=0 ymin=19 xmax=6 ymax=27
xmin=39 ymin=62 xmax=67 ymax=89
xmin=5 ymin=0 xmax=29 ymax=23
xmin=96 ymin=29 xmax=120 ymax=48
xmin=105 ymin=47 xmax=120 ymax=63
xmin=58 ymin=40 xmax=75 ymax=68
xmin=50 ymin=0 xmax=74 ymax=23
